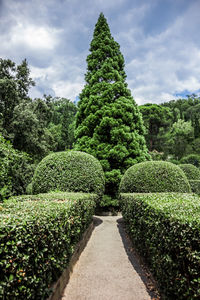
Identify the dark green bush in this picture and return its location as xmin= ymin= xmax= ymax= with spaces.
xmin=189 ymin=180 xmax=200 ymax=194
xmin=179 ymin=164 xmax=200 ymax=180
xmin=0 ymin=192 xmax=96 ymax=299
xmin=32 ymin=151 xmax=105 ymax=197
xmin=180 ymin=154 xmax=200 ymax=168
xmin=0 ymin=134 xmax=34 ymax=201
xmin=119 ymin=161 xmax=191 ymax=193
xmin=120 ymin=193 xmax=200 ymax=299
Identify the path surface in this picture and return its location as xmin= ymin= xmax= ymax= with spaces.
xmin=61 ymin=216 xmax=153 ymax=300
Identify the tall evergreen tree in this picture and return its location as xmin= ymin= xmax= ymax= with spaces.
xmin=75 ymin=13 xmax=150 ymax=196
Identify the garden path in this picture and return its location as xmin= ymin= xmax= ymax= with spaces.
xmin=61 ymin=216 xmax=156 ymax=300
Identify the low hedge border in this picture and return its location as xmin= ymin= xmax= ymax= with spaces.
xmin=120 ymin=193 xmax=200 ymax=299
xmin=0 ymin=192 xmax=96 ymax=299
xmin=189 ymin=180 xmax=200 ymax=194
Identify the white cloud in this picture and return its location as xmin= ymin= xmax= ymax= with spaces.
xmin=1 ymin=0 xmax=200 ymax=104
xmin=52 ymin=80 xmax=83 ymax=100
xmin=11 ymin=24 xmax=60 ymax=50
xmin=119 ymin=2 xmax=200 ymax=104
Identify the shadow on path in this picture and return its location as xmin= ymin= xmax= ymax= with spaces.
xmin=92 ymin=216 xmax=103 ymax=227
xmin=117 ymin=217 xmax=160 ymax=299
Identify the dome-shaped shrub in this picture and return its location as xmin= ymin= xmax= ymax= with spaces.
xmin=32 ymin=151 xmax=105 ymax=196
xmin=179 ymin=164 xmax=200 ymax=180
xmin=120 ymin=161 xmax=191 ymax=193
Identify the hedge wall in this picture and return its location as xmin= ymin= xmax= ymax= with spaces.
xmin=0 ymin=192 xmax=96 ymax=299
xmin=119 ymin=161 xmax=191 ymax=193
xmin=32 ymin=151 xmax=105 ymax=198
xmin=120 ymin=193 xmax=200 ymax=299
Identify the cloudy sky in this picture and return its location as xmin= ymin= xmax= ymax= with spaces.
xmin=0 ymin=0 xmax=200 ymax=105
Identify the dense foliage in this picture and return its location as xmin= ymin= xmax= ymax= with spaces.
xmin=179 ymin=164 xmax=200 ymax=180
xmin=75 ymin=13 xmax=150 ymax=196
xmin=0 ymin=134 xmax=34 ymax=201
xmin=120 ymin=161 xmax=191 ymax=193
xmin=189 ymin=180 xmax=200 ymax=194
xmin=120 ymin=193 xmax=200 ymax=299
xmin=0 ymin=59 xmax=77 ymax=197
xmin=139 ymin=95 xmax=200 ymax=162
xmin=139 ymin=103 xmax=172 ymax=151
xmin=0 ymin=192 xmax=96 ymax=299
xmin=32 ymin=151 xmax=105 ymax=197
xmin=180 ymin=154 xmax=200 ymax=168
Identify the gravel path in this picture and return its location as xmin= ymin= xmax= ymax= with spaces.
xmin=61 ymin=216 xmax=154 ymax=300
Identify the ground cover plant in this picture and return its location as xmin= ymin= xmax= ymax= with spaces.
xmin=0 ymin=192 xmax=96 ymax=299
xmin=119 ymin=161 xmax=191 ymax=193
xmin=32 ymin=150 xmax=105 ymax=198
xmin=120 ymin=193 xmax=200 ymax=299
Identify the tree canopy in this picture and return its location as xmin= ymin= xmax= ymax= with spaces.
xmin=75 ymin=13 xmax=150 ymax=196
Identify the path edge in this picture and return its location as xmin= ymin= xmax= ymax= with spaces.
xmin=47 ymin=221 xmax=94 ymax=300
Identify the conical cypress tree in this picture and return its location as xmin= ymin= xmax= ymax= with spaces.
xmin=75 ymin=13 xmax=150 ymax=196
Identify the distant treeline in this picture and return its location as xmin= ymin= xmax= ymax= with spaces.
xmin=0 ymin=58 xmax=77 ymax=199
xmin=139 ymin=94 xmax=200 ymax=162
xmin=1 ymin=57 xmax=200 ymax=199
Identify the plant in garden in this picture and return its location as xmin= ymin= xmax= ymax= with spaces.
xmin=180 ymin=154 xmax=200 ymax=168
xmin=32 ymin=150 xmax=105 ymax=198
xmin=0 ymin=192 xmax=96 ymax=299
xmin=75 ymin=13 xmax=150 ymax=196
xmin=179 ymin=164 xmax=200 ymax=194
xmin=179 ymin=164 xmax=200 ymax=180
xmin=120 ymin=161 xmax=191 ymax=193
xmin=120 ymin=193 xmax=200 ymax=299
xmin=0 ymin=134 xmax=34 ymax=201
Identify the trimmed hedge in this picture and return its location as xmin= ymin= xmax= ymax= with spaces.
xmin=119 ymin=161 xmax=191 ymax=193
xmin=189 ymin=180 xmax=200 ymax=194
xmin=32 ymin=151 xmax=105 ymax=197
xmin=179 ymin=164 xmax=200 ymax=180
xmin=0 ymin=192 xmax=96 ymax=299
xmin=120 ymin=193 xmax=200 ymax=299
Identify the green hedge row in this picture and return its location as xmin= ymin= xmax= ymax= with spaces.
xmin=0 ymin=192 xmax=96 ymax=299
xmin=120 ymin=193 xmax=200 ymax=299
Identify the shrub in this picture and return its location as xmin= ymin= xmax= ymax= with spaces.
xmin=120 ymin=193 xmax=200 ymax=299
xmin=189 ymin=180 xmax=200 ymax=194
xmin=180 ymin=154 xmax=200 ymax=168
xmin=119 ymin=161 xmax=191 ymax=193
xmin=179 ymin=164 xmax=200 ymax=180
xmin=0 ymin=192 xmax=96 ymax=299
xmin=0 ymin=134 xmax=34 ymax=201
xmin=32 ymin=151 xmax=105 ymax=197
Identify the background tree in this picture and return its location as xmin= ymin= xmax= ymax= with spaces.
xmin=0 ymin=59 xmax=34 ymax=138
xmin=139 ymin=103 xmax=172 ymax=152
xmin=48 ymin=97 xmax=77 ymax=151
xmin=165 ymin=119 xmax=194 ymax=160
xmin=75 ymin=13 xmax=150 ymax=196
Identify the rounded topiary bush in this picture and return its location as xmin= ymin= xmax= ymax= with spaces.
xmin=180 ymin=154 xmax=200 ymax=168
xmin=189 ymin=180 xmax=200 ymax=194
xmin=32 ymin=151 xmax=105 ymax=196
xmin=120 ymin=161 xmax=191 ymax=193
xmin=179 ymin=164 xmax=200 ymax=180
